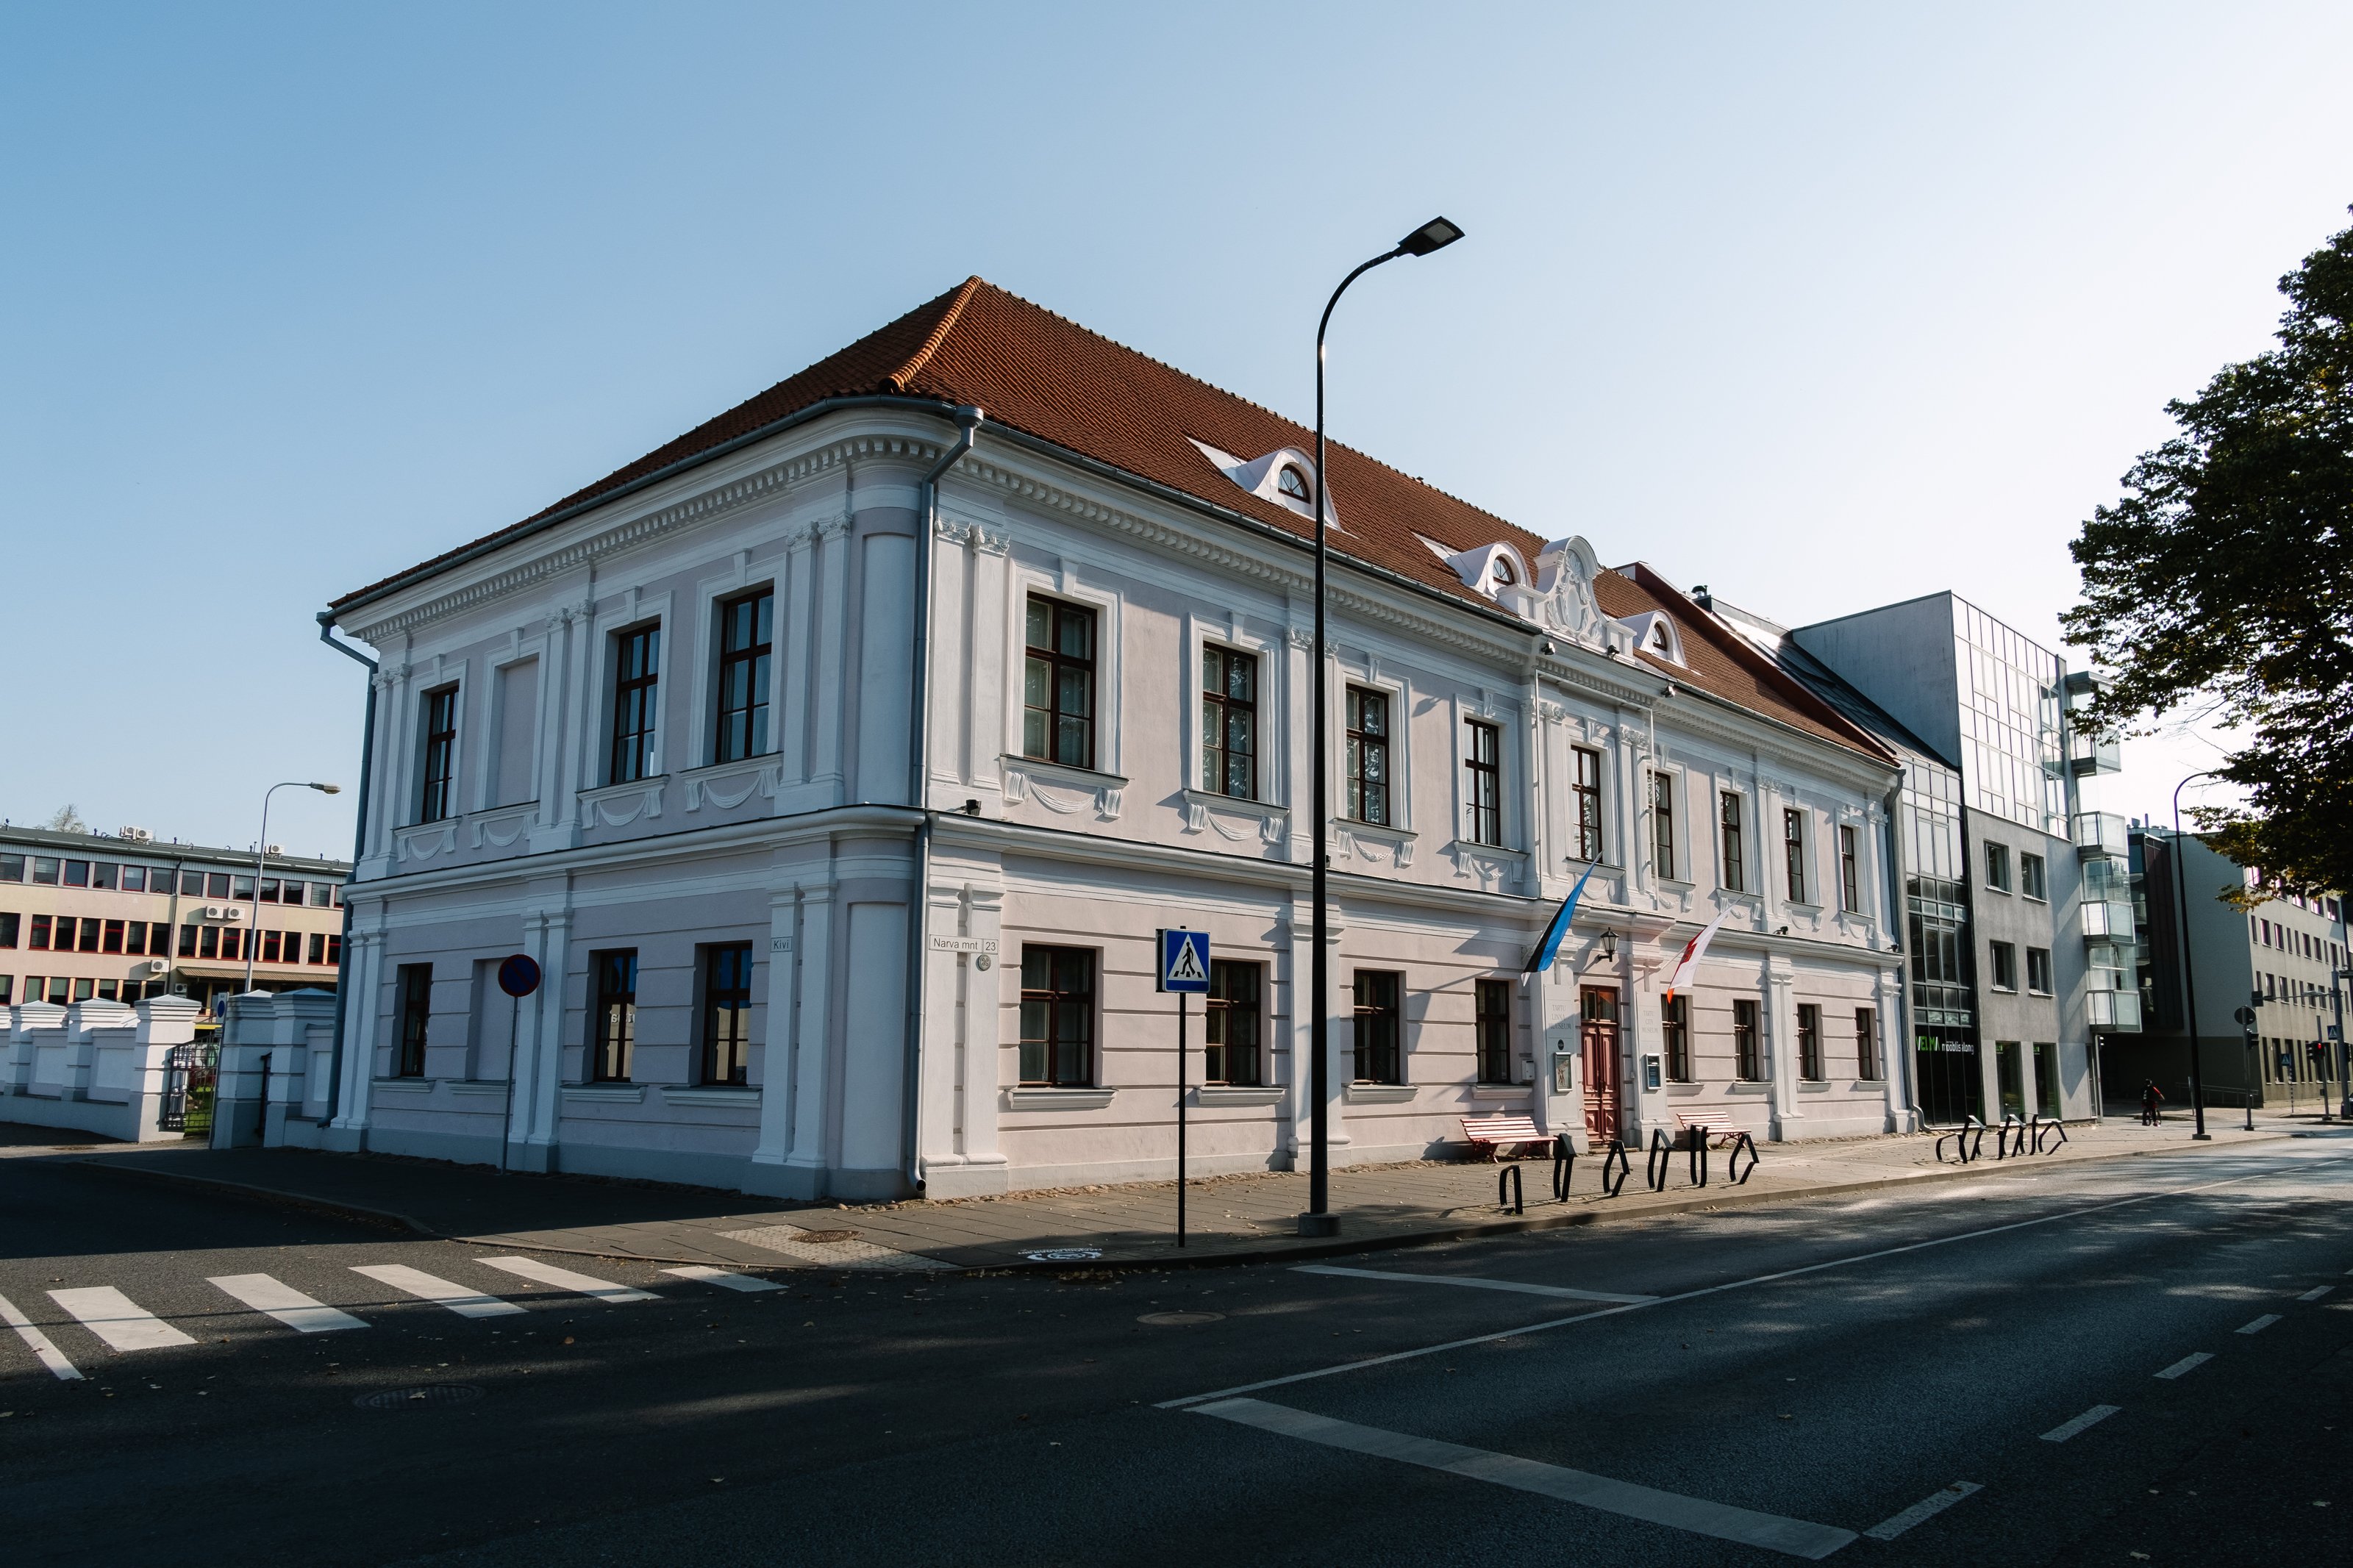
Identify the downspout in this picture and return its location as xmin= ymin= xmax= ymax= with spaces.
xmin=1885 ymin=776 xmax=1917 ymax=1131
xmin=315 ymin=612 xmax=378 ymax=1125
xmin=904 ymin=407 xmax=985 ymax=1195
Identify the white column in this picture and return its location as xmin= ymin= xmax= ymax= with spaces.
xmin=968 ymin=531 xmax=1011 ymax=801
xmin=750 ymin=883 xmax=803 ymax=1183
xmin=779 ymin=529 xmax=820 ymax=786
xmin=509 ymin=906 xmax=570 ymax=1173
xmin=807 ymin=515 xmax=853 ymax=797
xmin=1765 ymin=954 xmax=1800 ymax=1139
xmin=957 ymin=882 xmax=1009 ymax=1183
xmin=783 ymin=881 xmax=838 ymax=1195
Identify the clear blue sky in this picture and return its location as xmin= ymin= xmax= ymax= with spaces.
xmin=5 ymin=1 xmax=2347 ymax=852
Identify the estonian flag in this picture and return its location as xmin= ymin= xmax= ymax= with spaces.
xmin=1524 ymin=859 xmax=1599 ymax=975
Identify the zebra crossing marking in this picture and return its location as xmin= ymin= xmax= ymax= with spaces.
xmin=209 ymin=1274 xmax=370 ymax=1333
xmin=351 ymin=1264 xmax=527 ymax=1318
xmin=661 ymin=1266 xmax=783 ymax=1293
xmin=476 ymin=1256 xmax=659 ymax=1303
xmin=0 ymin=1292 xmax=84 ymax=1380
xmin=49 ymin=1286 xmax=198 ymax=1352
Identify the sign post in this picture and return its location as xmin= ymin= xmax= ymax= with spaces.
xmin=496 ymin=953 xmax=541 ymax=1173
xmin=1157 ymin=928 xmax=1211 ymax=1247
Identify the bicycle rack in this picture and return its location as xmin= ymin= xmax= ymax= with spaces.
xmin=1498 ymin=1161 xmax=1525 ymax=1216
xmin=1646 ymin=1128 xmax=1674 ymax=1192
xmin=2031 ymin=1114 xmax=2070 ymax=1154
xmin=1688 ymin=1126 xmax=1710 ymax=1189
xmin=1725 ymin=1131 xmax=1760 ymax=1185
xmin=1600 ymin=1139 xmax=1632 ymax=1198
xmin=1552 ymin=1134 xmax=1576 ymax=1201
xmin=1993 ymin=1114 xmax=2028 ymax=1159
xmin=1934 ymin=1116 xmax=1988 ymax=1164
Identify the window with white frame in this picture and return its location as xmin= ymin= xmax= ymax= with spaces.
xmin=1024 ymin=596 xmax=1096 ymax=770
xmin=1783 ymin=807 xmax=1807 ymax=903
xmin=1201 ymin=645 xmax=1258 ymax=798
xmin=1346 ymin=687 xmax=1391 ymax=826
xmin=1650 ymin=770 xmax=1677 ymax=878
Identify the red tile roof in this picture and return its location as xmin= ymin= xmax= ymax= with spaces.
xmin=334 ymin=278 xmax=1888 ymax=764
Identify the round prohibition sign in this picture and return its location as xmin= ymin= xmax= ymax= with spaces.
xmin=497 ymin=953 xmax=541 ymax=998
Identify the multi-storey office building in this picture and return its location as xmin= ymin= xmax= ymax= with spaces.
xmin=2127 ymin=824 xmax=2347 ymax=1111
xmin=1720 ymin=594 xmax=2122 ymax=1125
xmin=0 ymin=825 xmax=348 ymax=1016
xmin=313 ymin=278 xmax=1908 ymax=1200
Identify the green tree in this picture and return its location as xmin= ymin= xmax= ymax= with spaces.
xmin=2064 ymin=210 xmax=2353 ymax=901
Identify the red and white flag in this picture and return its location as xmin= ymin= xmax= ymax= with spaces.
xmin=1664 ymin=909 xmax=1731 ymax=1003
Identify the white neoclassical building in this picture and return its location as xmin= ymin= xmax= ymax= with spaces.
xmin=296 ymin=278 xmax=1909 ymax=1200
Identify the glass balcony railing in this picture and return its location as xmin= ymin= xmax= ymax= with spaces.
xmin=2073 ymin=812 xmax=2129 ymax=859
xmin=2081 ymin=900 xmax=2136 ymax=938
xmin=2088 ymin=989 xmax=2143 ymax=1031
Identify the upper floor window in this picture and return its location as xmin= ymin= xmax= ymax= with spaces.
xmin=419 ymin=687 xmax=458 ymax=823
xmin=1783 ymin=808 xmax=1807 ymax=903
xmin=1984 ymin=841 xmax=2012 ymax=892
xmin=1651 ymin=771 xmax=1676 ymax=878
xmin=2026 ymin=946 xmax=2053 ymax=994
xmin=715 ymin=590 xmax=774 ymax=764
xmin=1346 ymin=687 xmax=1390 ymax=826
xmin=2020 ymin=852 xmax=2047 ymax=901
xmin=1201 ymin=646 xmax=1257 ymax=799
xmin=1839 ymin=824 xmax=1860 ymax=912
xmin=1464 ymin=720 xmax=1501 ymax=846
xmin=1277 ymin=464 xmax=1314 ymax=506
xmin=1989 ymin=940 xmax=2018 ymax=991
xmin=1024 ymin=596 xmax=1096 ymax=770
xmin=1572 ymin=747 xmax=1603 ymax=864
xmin=610 ymin=626 xmax=660 ymax=784
xmin=1719 ymin=792 xmax=1745 ymax=892
xmin=1490 ymin=556 xmax=1517 ymax=587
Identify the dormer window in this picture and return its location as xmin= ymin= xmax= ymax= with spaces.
xmin=1278 ymin=465 xmax=1313 ymax=506
xmin=1491 ymin=557 xmax=1516 ymax=587
xmin=1649 ymin=623 xmax=1670 ymax=654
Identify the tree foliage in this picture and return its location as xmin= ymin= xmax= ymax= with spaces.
xmin=44 ymin=803 xmax=86 ymax=834
xmin=2064 ymin=210 xmax=2353 ymax=901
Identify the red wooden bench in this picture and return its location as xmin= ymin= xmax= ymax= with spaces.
xmin=1674 ymin=1109 xmax=1743 ymax=1149
xmin=1460 ymin=1114 xmax=1552 ymax=1161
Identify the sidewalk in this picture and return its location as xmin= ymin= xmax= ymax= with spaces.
xmin=38 ymin=1113 xmax=2310 ymax=1275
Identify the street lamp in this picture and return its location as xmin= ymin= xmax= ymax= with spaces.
xmin=2170 ymin=772 xmax=2223 ymax=1141
xmin=245 ymin=782 xmax=342 ymax=996
xmin=1300 ymin=215 xmax=1464 ymax=1239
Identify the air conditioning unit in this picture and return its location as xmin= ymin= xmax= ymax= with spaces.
xmin=265 ymin=844 xmax=284 ymax=856
xmin=223 ymin=906 xmax=244 ymax=920
xmin=142 ymin=959 xmax=170 ymax=975
xmin=203 ymin=906 xmax=223 ymax=918
xmin=119 ymin=826 xmax=154 ymax=844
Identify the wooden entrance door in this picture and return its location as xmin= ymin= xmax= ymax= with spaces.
xmin=1579 ymin=987 xmax=1622 ymax=1143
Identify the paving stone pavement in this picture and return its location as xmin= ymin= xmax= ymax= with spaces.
xmin=37 ymin=1111 xmax=2313 ymax=1274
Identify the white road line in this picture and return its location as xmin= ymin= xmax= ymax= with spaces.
xmin=1160 ymin=1153 xmax=2350 ymax=1410
xmin=48 ymin=1287 xmax=198 ymax=1353
xmin=207 ymin=1274 xmax=369 ymax=1333
xmin=476 ymin=1257 xmax=659 ymax=1303
xmin=0 ymin=1292 xmax=84 ymax=1380
xmin=350 ymin=1264 xmax=526 ymax=1318
xmin=1863 ymin=1481 xmax=1983 ymax=1541
xmin=661 ymin=1267 xmax=783 ymax=1293
xmin=2297 ymin=1286 xmax=2333 ymax=1302
xmin=2040 ymin=1405 xmax=2121 ymax=1442
xmin=1293 ymin=1264 xmax=1657 ymax=1304
xmin=1193 ymin=1397 xmax=1854 ymax=1560
xmin=2154 ymin=1352 xmax=2213 ymax=1380
xmin=2237 ymin=1314 xmax=2281 ymax=1335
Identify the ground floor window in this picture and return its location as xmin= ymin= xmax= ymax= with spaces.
xmin=1353 ymin=970 xmax=1403 ymax=1084
xmin=1662 ymin=994 xmax=1690 ymax=1081
xmin=1797 ymin=1003 xmax=1824 ymax=1081
xmin=1733 ymin=998 xmax=1762 ymax=1081
xmin=396 ymin=964 xmax=432 ymax=1078
xmin=1474 ymin=978 xmax=1513 ymax=1084
xmin=1020 ymin=945 xmax=1096 ymax=1086
xmin=2032 ymin=1041 xmax=2060 ymax=1117
xmin=1994 ymin=1041 xmax=2024 ymax=1118
xmin=1854 ymin=1007 xmax=1878 ymax=1079
xmin=592 ymin=951 xmax=638 ymax=1083
xmin=700 ymin=943 xmax=754 ymax=1086
xmin=1205 ymin=959 xmax=1261 ymax=1086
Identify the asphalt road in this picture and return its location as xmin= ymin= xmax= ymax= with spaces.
xmin=2 ymin=1131 xmax=2349 ymax=1566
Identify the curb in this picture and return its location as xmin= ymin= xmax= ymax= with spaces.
xmin=71 ymin=1157 xmax=442 ymax=1239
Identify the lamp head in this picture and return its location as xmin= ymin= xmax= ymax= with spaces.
xmin=1397 ymin=216 xmax=1464 ymax=257
xmin=310 ymin=783 xmax=342 ymax=795
xmin=1599 ymin=930 xmax=1617 ymax=962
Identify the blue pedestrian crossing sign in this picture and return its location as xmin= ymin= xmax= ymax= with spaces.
xmin=1157 ymin=928 xmax=1211 ymax=993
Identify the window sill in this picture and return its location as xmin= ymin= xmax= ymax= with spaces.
xmin=446 ymin=1080 xmax=511 ymax=1098
xmin=1446 ymin=840 xmax=1528 ymax=862
xmin=2027 ymin=989 xmax=2053 ymax=998
xmin=662 ymin=1086 xmax=760 ymax=1108
xmin=1007 ymin=1086 xmax=1115 ymax=1111
xmin=1193 ymin=1084 xmax=1285 ymax=1106
xmin=564 ymin=1083 xmax=645 ymax=1103
xmin=1345 ymin=1081 xmax=1416 ymax=1104
xmin=1001 ymin=756 xmax=1126 ymax=819
xmin=1469 ymin=1084 xmax=1532 ymax=1100
xmin=1337 ymin=818 xmax=1416 ymax=842
xmin=1783 ymin=899 xmax=1824 ymax=914
xmin=1656 ymin=876 xmax=1696 ymax=890
xmin=372 ymin=1077 xmax=434 ymax=1093
xmin=1180 ymin=789 xmax=1288 ymax=844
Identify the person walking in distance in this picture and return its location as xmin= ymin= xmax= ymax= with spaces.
xmin=2140 ymin=1079 xmax=2166 ymax=1126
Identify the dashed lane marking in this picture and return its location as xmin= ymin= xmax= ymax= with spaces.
xmin=2154 ymin=1353 xmax=2213 ymax=1380
xmin=49 ymin=1286 xmax=197 ymax=1352
xmin=1293 ymin=1264 xmax=1658 ymax=1304
xmin=1193 ymin=1397 xmax=1855 ymax=1559
xmin=351 ymin=1264 xmax=526 ymax=1319
xmin=660 ymin=1267 xmax=784 ymax=1293
xmin=1863 ymin=1482 xmax=1983 ymax=1541
xmin=2237 ymin=1314 xmax=2282 ymax=1335
xmin=2040 ymin=1405 xmax=2121 ymax=1442
xmin=0 ymin=1292 xmax=82 ymax=1380
xmin=208 ymin=1274 xmax=370 ymax=1333
xmin=2297 ymin=1286 xmax=2333 ymax=1302
xmin=476 ymin=1256 xmax=659 ymax=1303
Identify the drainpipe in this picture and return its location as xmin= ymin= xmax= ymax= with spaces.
xmin=315 ymin=611 xmax=378 ymax=1126
xmin=903 ymin=407 xmax=985 ymax=1195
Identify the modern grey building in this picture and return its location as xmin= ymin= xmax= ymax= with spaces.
xmin=1713 ymin=591 xmax=2124 ymax=1125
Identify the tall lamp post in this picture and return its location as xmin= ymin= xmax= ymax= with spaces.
xmin=1299 ymin=216 xmax=1464 ymax=1238
xmin=2170 ymin=771 xmax=2222 ymax=1141
xmin=245 ymin=781 xmax=342 ymax=996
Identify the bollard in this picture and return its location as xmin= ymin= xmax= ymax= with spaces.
xmin=1498 ymin=1161 xmax=1524 ymax=1216
xmin=1601 ymin=1138 xmax=1632 ymax=1198
xmin=1727 ymin=1131 xmax=1760 ymax=1185
xmin=1552 ymin=1134 xmax=1576 ymax=1201
xmin=1646 ymin=1128 xmax=1673 ymax=1192
xmin=1688 ymin=1125 xmax=1710 ymax=1189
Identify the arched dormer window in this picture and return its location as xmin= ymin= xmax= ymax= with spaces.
xmin=1491 ymin=556 xmax=1517 ymax=587
xmin=1278 ymin=465 xmax=1313 ymax=506
xmin=1649 ymin=621 xmax=1671 ymax=654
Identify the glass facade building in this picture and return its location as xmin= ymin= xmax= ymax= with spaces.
xmin=1954 ymin=600 xmax=2068 ymax=836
